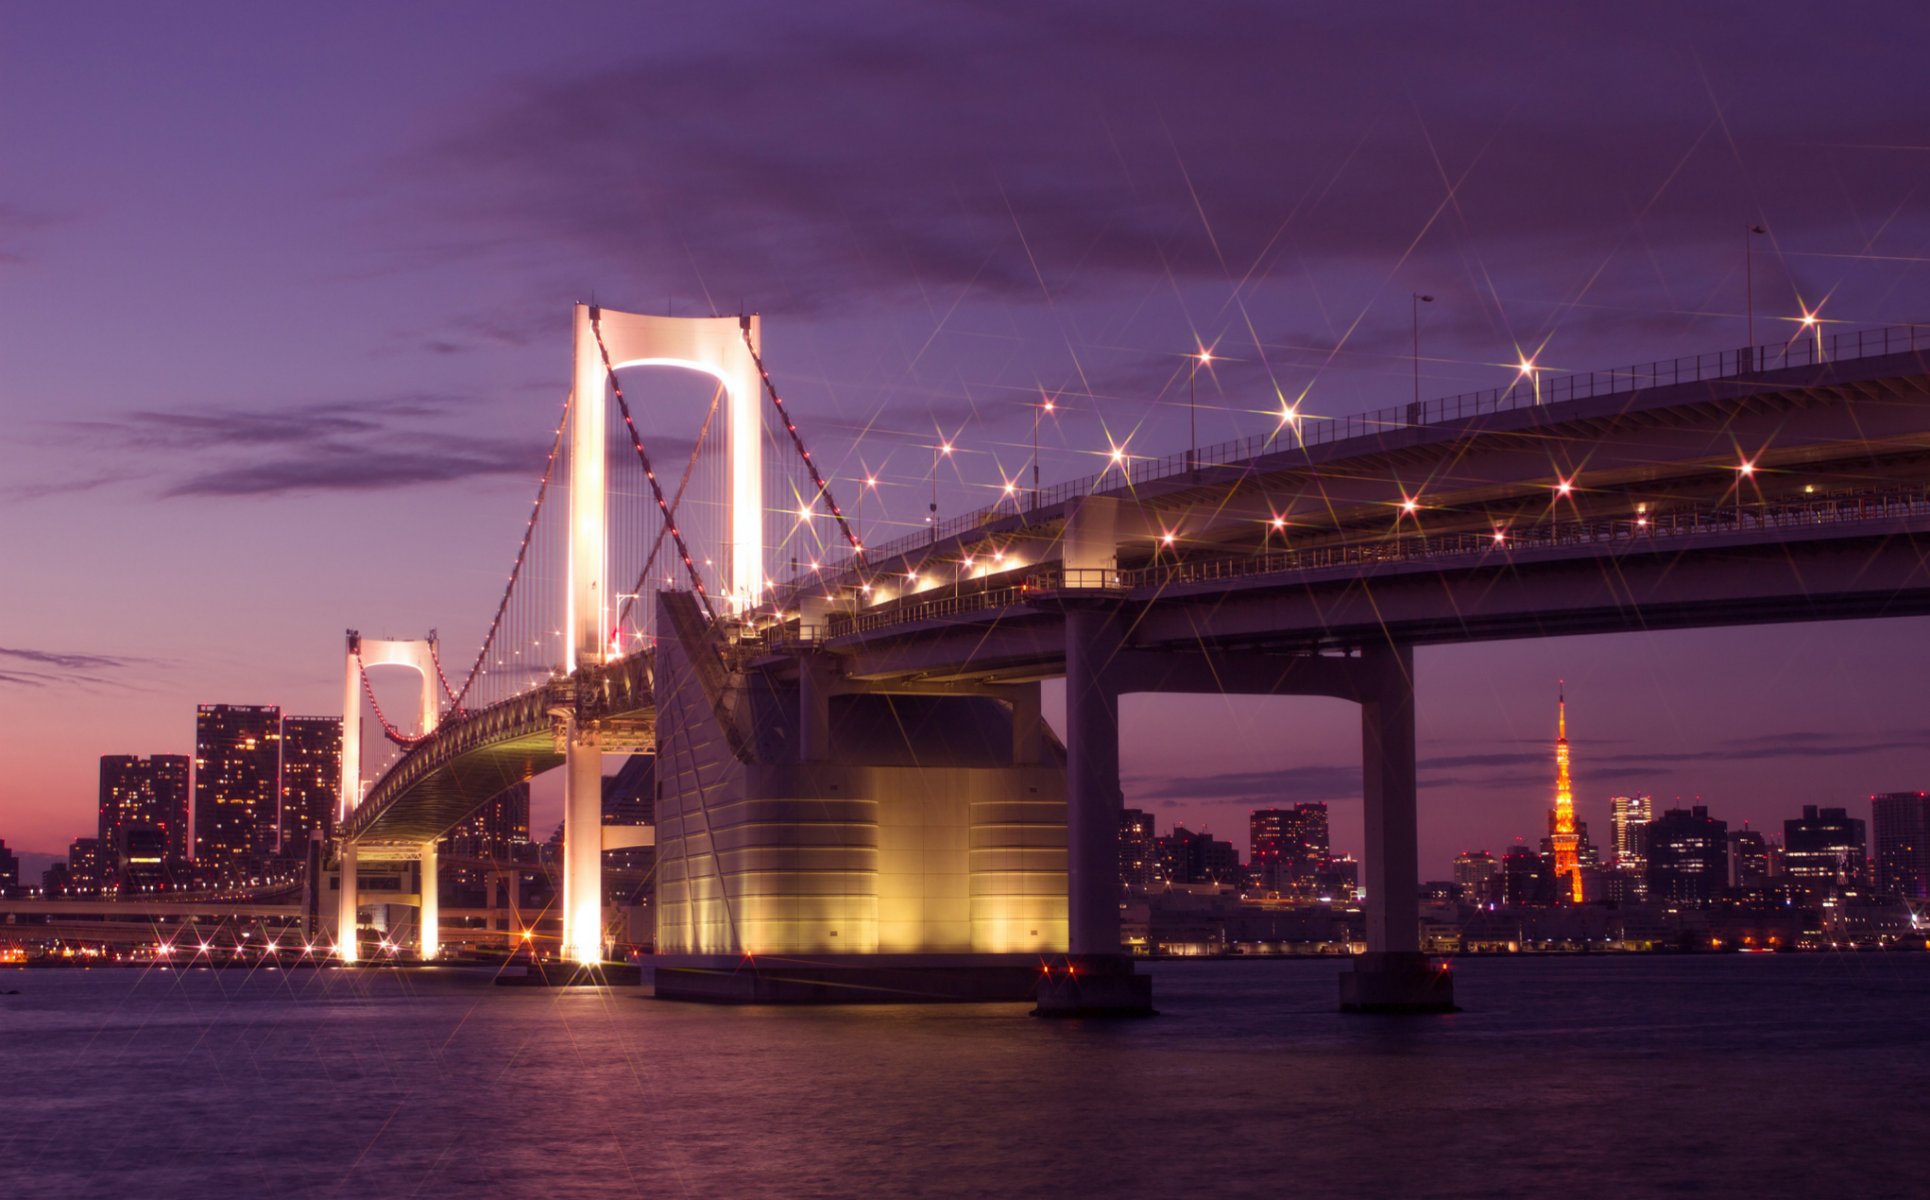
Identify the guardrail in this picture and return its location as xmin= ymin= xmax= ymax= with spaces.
xmin=793 ymin=322 xmax=1930 ymax=588
xmin=817 ymin=487 xmax=1930 ymax=638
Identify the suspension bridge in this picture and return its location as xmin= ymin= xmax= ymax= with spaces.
xmin=334 ymin=305 xmax=1930 ymax=1013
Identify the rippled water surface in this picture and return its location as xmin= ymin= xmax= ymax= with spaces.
xmin=4 ymin=955 xmax=1928 ymax=1198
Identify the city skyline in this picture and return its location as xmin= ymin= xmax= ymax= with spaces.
xmin=6 ymin=3 xmax=1930 ymax=873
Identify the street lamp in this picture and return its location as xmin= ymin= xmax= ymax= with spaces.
xmin=1412 ymin=294 xmax=1434 ymax=417
xmin=1517 ymin=355 xmax=1541 ymax=406
xmin=1799 ymin=306 xmax=1824 ymax=362
xmin=1189 ymin=348 xmax=1213 ymax=478
xmin=1033 ymin=396 xmax=1054 ymax=517
xmin=929 ymin=441 xmax=952 ymax=544
xmin=1745 ymin=224 xmax=1768 ymax=355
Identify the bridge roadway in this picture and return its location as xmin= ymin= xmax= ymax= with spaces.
xmin=346 ymin=329 xmax=1930 ymax=1002
xmin=341 ymin=650 xmax=655 ymax=848
xmin=781 ymin=337 xmax=1930 ymax=665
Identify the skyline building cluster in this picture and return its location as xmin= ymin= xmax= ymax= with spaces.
xmin=4 ymin=704 xmax=346 ymax=897
xmin=1444 ymin=697 xmax=1928 ymax=917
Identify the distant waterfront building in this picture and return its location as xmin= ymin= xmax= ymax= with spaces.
xmin=1870 ymin=792 xmax=1930 ymax=899
xmin=1157 ymin=827 xmax=1242 ymax=888
xmin=1316 ymin=854 xmax=1359 ymax=902
xmin=1609 ymin=794 xmax=1653 ymax=864
xmin=1727 ymin=824 xmax=1771 ymax=888
xmin=67 ymin=837 xmax=103 ymax=894
xmin=1783 ymin=805 xmax=1867 ymax=890
xmin=1646 ymin=806 xmax=1728 ymax=906
xmin=1454 ymin=849 xmax=1499 ymax=905
xmin=1250 ymin=804 xmax=1329 ymax=893
xmin=278 ymin=716 xmax=342 ymax=855
xmin=97 ymin=754 xmax=191 ymax=884
xmin=1501 ymin=845 xmax=1553 ymax=907
xmin=0 ymin=838 xmax=18 ymax=892
xmin=193 ymin=704 xmax=283 ymax=878
xmin=1547 ymin=690 xmax=1581 ymax=903
xmin=1119 ymin=808 xmax=1159 ymax=890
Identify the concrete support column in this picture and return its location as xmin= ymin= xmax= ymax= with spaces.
xmin=1063 ymin=605 xmax=1126 ymax=956
xmin=798 ymin=655 xmax=833 ymax=763
xmin=418 ymin=840 xmax=439 ymax=961
xmin=562 ymin=721 xmax=604 ymax=963
xmin=1360 ymin=643 xmax=1419 ymax=957
xmin=1341 ymin=642 xmax=1454 ymax=1013
xmin=337 ymin=844 xmax=358 ymax=963
xmin=1039 ymin=603 xmax=1154 ymax=1016
xmin=1007 ymin=682 xmax=1043 ymax=766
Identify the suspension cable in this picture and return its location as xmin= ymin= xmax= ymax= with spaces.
xmin=615 ymin=383 xmax=722 ymax=635
xmin=591 ymin=306 xmax=719 ymax=624
xmin=444 ymin=391 xmax=572 ymax=714
xmin=739 ymin=321 xmax=865 ymax=565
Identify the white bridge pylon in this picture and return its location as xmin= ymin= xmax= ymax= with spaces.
xmin=337 ymin=631 xmax=443 ymax=964
xmin=563 ymin=305 xmax=764 ymax=963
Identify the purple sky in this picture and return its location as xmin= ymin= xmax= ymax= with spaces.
xmin=5 ymin=2 xmax=1930 ymax=872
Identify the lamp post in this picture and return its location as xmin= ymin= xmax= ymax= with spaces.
xmin=1745 ymin=223 xmax=1768 ymax=355
xmin=1033 ymin=396 xmax=1053 ymax=517
xmin=1517 ymin=355 xmax=1541 ymax=406
xmin=1189 ymin=348 xmax=1212 ymax=479
xmin=1412 ymin=293 xmax=1434 ymax=421
xmin=929 ymin=442 xmax=952 ymax=545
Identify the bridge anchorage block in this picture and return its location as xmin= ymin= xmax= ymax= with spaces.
xmin=1338 ymin=952 xmax=1458 ymax=1014
xmin=1032 ymin=954 xmax=1155 ymax=1018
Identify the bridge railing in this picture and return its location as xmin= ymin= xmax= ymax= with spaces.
xmin=801 ymin=322 xmax=1930 ymax=585
xmin=818 ymin=487 xmax=1930 ymax=636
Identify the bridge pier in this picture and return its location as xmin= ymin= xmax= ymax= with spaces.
xmin=418 ymin=840 xmax=439 ymax=961
xmin=1037 ymin=601 xmax=1154 ymax=1016
xmin=1341 ymin=643 xmax=1455 ymax=1013
xmin=563 ymin=722 xmax=604 ymax=964
xmin=337 ymin=844 xmax=358 ymax=963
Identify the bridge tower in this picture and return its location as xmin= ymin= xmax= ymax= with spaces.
xmin=564 ymin=304 xmax=763 ymax=964
xmin=337 ymin=631 xmax=443 ymax=963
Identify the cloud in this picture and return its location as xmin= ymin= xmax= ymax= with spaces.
xmin=0 ymin=646 xmax=156 ymax=690
xmin=379 ymin=1 xmax=1930 ymax=344
xmin=46 ymin=393 xmax=662 ymax=499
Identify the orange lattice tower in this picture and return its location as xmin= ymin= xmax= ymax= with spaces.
xmin=1550 ymin=683 xmax=1582 ymax=902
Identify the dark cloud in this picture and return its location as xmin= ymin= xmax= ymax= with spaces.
xmin=388 ymin=1 xmax=1930 ymax=340
xmin=46 ymin=394 xmax=670 ymax=499
xmin=0 ymin=646 xmax=154 ymax=690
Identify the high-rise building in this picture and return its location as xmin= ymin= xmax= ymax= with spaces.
xmin=1871 ymin=792 xmax=1930 ymax=899
xmin=1120 ymin=808 xmax=1159 ymax=890
xmin=1249 ymin=804 xmax=1329 ymax=893
xmin=1609 ymin=793 xmax=1653 ymax=899
xmin=1453 ymin=849 xmax=1499 ymax=905
xmin=278 ymin=716 xmax=342 ymax=855
xmin=97 ymin=754 xmax=191 ymax=884
xmin=1609 ymin=793 xmax=1652 ymax=864
xmin=193 ymin=704 xmax=282 ymax=878
xmin=1501 ymin=845 xmax=1553 ymax=906
xmin=1548 ymin=689 xmax=1581 ymax=903
xmin=1728 ymin=824 xmax=1771 ymax=888
xmin=1646 ymin=806 xmax=1728 ymax=906
xmin=1157 ymin=827 xmax=1242 ymax=887
xmin=0 ymin=838 xmax=18 ymax=892
xmin=1783 ymin=805 xmax=1867 ymax=890
xmin=67 ymin=837 xmax=103 ymax=894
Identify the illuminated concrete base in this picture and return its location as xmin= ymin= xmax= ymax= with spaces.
xmin=651 ymin=953 xmax=1046 ymax=1004
xmin=1032 ymin=954 xmax=1155 ymax=1017
xmin=1338 ymin=952 xmax=1458 ymax=1013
